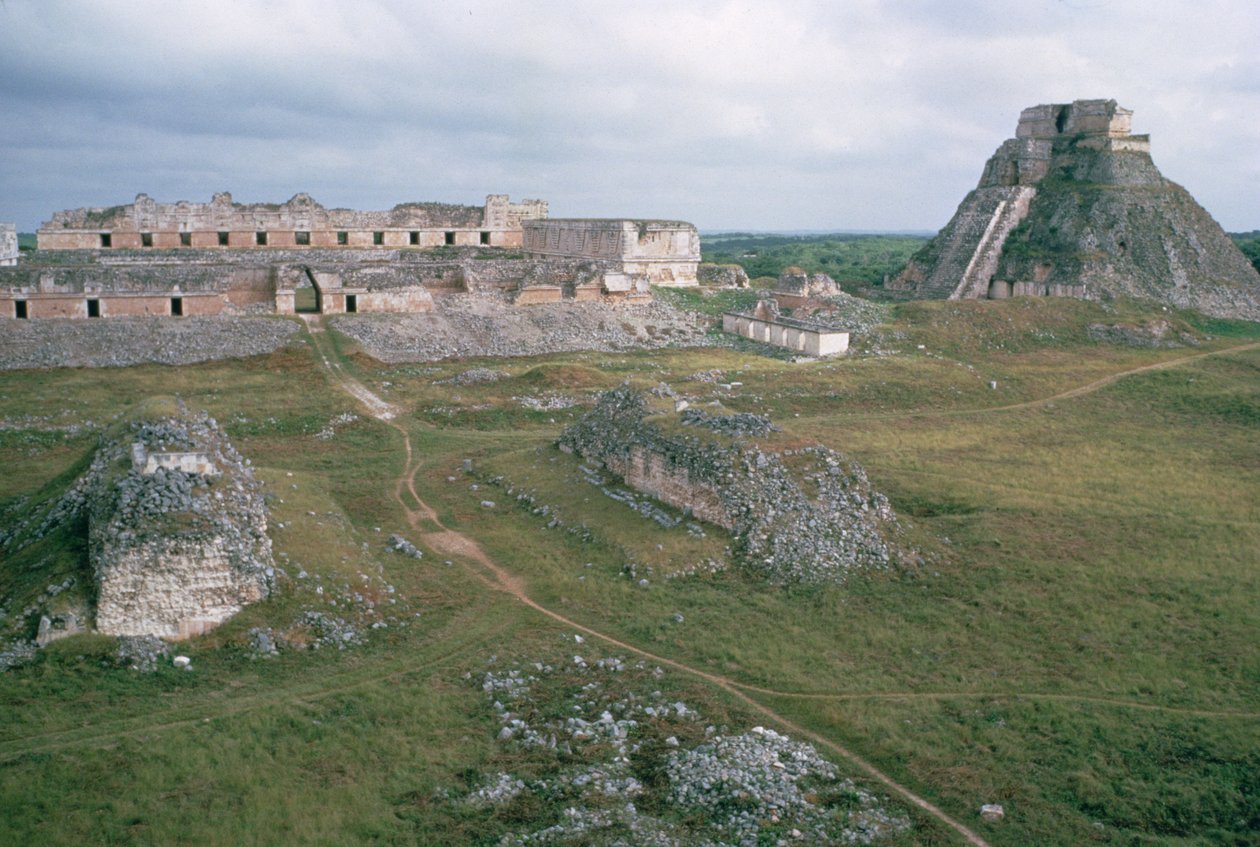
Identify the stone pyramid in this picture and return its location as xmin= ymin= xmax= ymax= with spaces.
xmin=890 ymin=99 xmax=1260 ymax=319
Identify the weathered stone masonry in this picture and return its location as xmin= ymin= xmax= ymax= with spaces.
xmin=890 ymin=99 xmax=1260 ymax=318
xmin=6 ymin=195 xmax=704 ymax=318
xmin=37 ymin=192 xmax=547 ymax=251
xmin=86 ymin=411 xmax=274 ymax=640
xmin=560 ymin=388 xmax=903 ymax=584
xmin=0 ymin=224 xmax=17 ymax=267
xmin=524 ymin=219 xmax=700 ymax=289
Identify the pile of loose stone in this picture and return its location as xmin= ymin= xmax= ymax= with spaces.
xmin=0 ymin=316 xmax=300 ymax=370
xmin=560 ymin=388 xmax=907 ymax=584
xmin=86 ymin=413 xmax=275 ymax=600
xmin=679 ymin=407 xmax=777 ymax=437
xmin=330 ymin=294 xmax=717 ymax=363
xmin=434 ymin=367 xmax=510 ymax=385
xmin=784 ymin=290 xmax=892 ymax=338
xmin=458 ymin=647 xmax=910 ymax=846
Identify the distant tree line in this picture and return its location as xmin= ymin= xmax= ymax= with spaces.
xmin=701 ymin=233 xmax=929 ymax=286
xmin=1230 ymin=232 xmax=1260 ymax=275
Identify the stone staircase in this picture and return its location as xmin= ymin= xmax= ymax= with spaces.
xmin=949 ymin=185 xmax=1036 ymax=300
xmin=913 ymin=186 xmax=1032 ymax=300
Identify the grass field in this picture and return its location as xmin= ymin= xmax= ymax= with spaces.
xmin=1 ymin=296 xmax=1258 ymax=845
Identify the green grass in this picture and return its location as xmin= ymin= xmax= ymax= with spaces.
xmin=1 ymin=297 xmax=1259 ymax=845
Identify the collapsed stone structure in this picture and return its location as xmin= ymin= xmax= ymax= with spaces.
xmin=0 ymin=405 xmax=274 ymax=642
xmin=723 ymin=298 xmax=850 ymax=357
xmin=3 ymin=193 xmax=703 ymax=319
xmin=559 ymin=387 xmax=901 ymax=583
xmin=773 ymin=266 xmax=840 ymax=308
xmin=85 ymin=409 xmax=274 ymax=639
xmin=0 ymin=224 xmax=17 ymax=267
xmin=890 ymin=99 xmax=1260 ymax=318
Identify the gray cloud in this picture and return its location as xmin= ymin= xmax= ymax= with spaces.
xmin=1 ymin=0 xmax=1257 ymax=232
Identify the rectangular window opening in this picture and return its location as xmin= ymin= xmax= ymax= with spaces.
xmin=179 ymin=232 xmax=192 ymax=247
xmin=15 ymin=300 xmax=28 ymax=320
xmin=295 ymin=231 xmax=310 ymax=246
xmin=345 ymin=294 xmax=357 ymax=313
xmin=480 ymin=231 xmax=491 ymax=245
xmin=373 ymin=231 xmax=384 ymax=246
xmin=255 ymin=231 xmax=268 ymax=246
xmin=141 ymin=232 xmax=153 ymax=247
xmin=444 ymin=231 xmax=455 ymax=245
xmin=336 ymin=231 xmax=348 ymax=245
xmin=99 ymin=233 xmax=111 ymax=248
xmin=218 ymin=231 xmax=230 ymax=246
xmin=86 ymin=298 xmax=100 ymax=318
xmin=170 ymin=297 xmax=183 ymax=317
xmin=409 ymin=231 xmax=420 ymax=246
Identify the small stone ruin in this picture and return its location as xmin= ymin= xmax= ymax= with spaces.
xmin=86 ymin=409 xmax=274 ymax=639
xmin=560 ymin=387 xmax=905 ymax=583
xmin=0 ymin=404 xmax=274 ymax=651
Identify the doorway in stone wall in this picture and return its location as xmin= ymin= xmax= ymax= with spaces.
xmin=295 ymin=268 xmax=322 ymax=313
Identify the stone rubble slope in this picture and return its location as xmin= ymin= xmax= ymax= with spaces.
xmin=330 ymin=293 xmax=717 ymax=363
xmin=0 ymin=316 xmax=300 ymax=370
xmin=456 ymin=649 xmax=909 ymax=846
xmin=559 ymin=387 xmax=907 ymax=584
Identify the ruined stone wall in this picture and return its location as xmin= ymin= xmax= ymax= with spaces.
xmin=559 ymin=388 xmax=902 ymax=584
xmin=524 ymin=219 xmax=701 ymax=287
xmin=87 ymin=410 xmax=274 ymax=640
xmin=697 ymin=263 xmax=749 ymax=288
xmin=722 ymin=311 xmax=849 ymax=356
xmin=94 ymin=538 xmax=268 ymax=639
xmin=38 ymin=191 xmax=546 ymax=251
xmin=604 ymin=446 xmax=731 ymax=529
xmin=0 ymin=224 xmax=17 ymax=267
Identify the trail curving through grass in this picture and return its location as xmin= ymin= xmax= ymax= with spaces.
xmin=302 ymin=316 xmax=994 ymax=847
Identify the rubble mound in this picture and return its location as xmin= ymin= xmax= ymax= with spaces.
xmin=0 ymin=316 xmax=300 ymax=370
xmin=331 ymin=294 xmax=715 ymax=362
xmin=560 ymin=388 xmax=904 ymax=584
xmin=697 ymin=262 xmax=750 ymax=288
xmin=891 ymin=99 xmax=1260 ymax=319
xmin=2 ymin=402 xmax=274 ymax=647
xmin=85 ymin=406 xmax=274 ymax=638
xmin=776 ymin=266 xmax=839 ymax=297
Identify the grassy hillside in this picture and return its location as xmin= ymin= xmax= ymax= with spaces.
xmin=2 ymin=297 xmax=1259 ymax=845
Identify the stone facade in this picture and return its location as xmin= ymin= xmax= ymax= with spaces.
xmin=37 ymin=192 xmax=547 ymax=251
xmin=888 ymin=99 xmax=1260 ymax=318
xmin=5 ymin=199 xmax=702 ymax=319
xmin=0 ymin=249 xmax=651 ymax=320
xmin=523 ymin=219 xmax=700 ymax=288
xmin=0 ymin=224 xmax=17 ymax=267
xmin=723 ymin=300 xmax=849 ymax=357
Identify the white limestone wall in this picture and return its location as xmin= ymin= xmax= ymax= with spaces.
xmin=722 ymin=313 xmax=849 ymax=356
xmin=95 ymin=537 xmax=268 ymax=640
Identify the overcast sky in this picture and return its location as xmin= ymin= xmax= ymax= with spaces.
xmin=1 ymin=0 xmax=1257 ymax=233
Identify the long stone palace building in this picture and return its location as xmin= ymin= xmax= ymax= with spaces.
xmin=1 ymin=192 xmax=701 ymax=319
